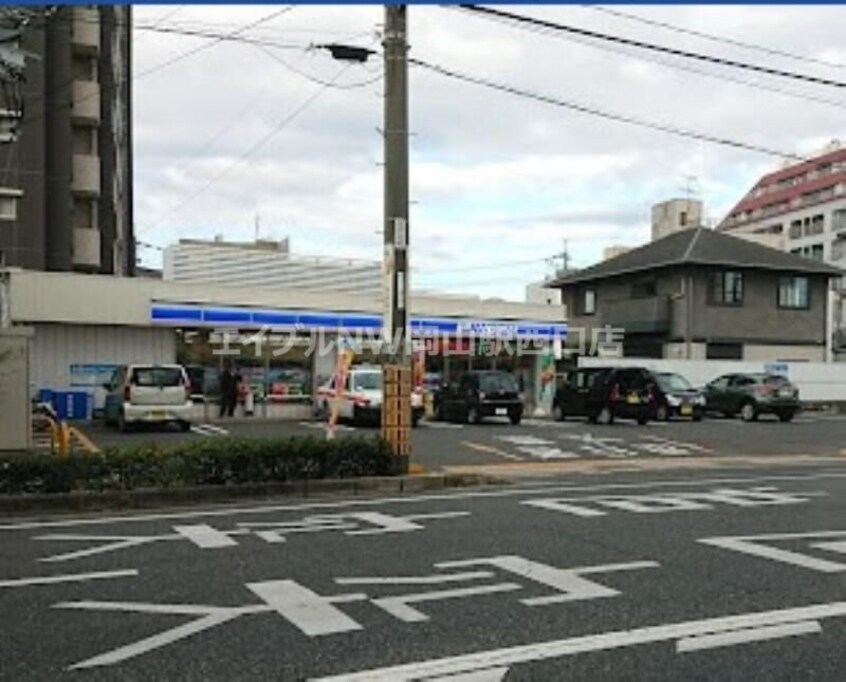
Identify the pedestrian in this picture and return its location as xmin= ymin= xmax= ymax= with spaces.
xmin=218 ymin=362 xmax=236 ymax=418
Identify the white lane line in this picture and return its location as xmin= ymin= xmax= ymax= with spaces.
xmin=428 ymin=669 xmax=510 ymax=682
xmin=700 ymin=531 xmax=846 ymax=573
xmin=676 ymin=620 xmax=822 ymax=653
xmin=4 ymin=470 xmax=846 ymax=531
xmin=196 ymin=423 xmax=229 ymax=435
xmin=173 ymin=524 xmax=239 ymax=549
xmin=309 ymin=601 xmax=846 ymax=681
xmin=190 ymin=425 xmax=225 ymax=437
xmin=0 ymin=569 xmax=138 ymax=589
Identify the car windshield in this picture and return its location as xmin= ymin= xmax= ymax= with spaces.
xmin=352 ymin=372 xmax=382 ymax=391
xmin=656 ymin=373 xmax=693 ymax=392
xmin=479 ymin=372 xmax=519 ymax=392
xmin=131 ymin=367 xmax=183 ymax=387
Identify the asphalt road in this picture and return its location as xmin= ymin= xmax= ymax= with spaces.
xmin=2 ymin=462 xmax=846 ymax=679
xmin=78 ymin=411 xmax=846 ymax=473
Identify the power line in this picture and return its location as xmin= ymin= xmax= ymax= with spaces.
xmin=411 ymin=58 xmax=802 ymax=160
xmin=583 ymin=5 xmax=846 ymax=70
xmin=503 ymin=12 xmax=846 ymax=112
xmin=142 ymin=62 xmax=356 ymax=234
xmin=456 ymin=5 xmax=846 ymax=89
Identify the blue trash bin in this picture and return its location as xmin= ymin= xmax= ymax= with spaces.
xmin=52 ymin=391 xmax=93 ymax=420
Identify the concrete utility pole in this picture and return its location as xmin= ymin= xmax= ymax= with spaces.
xmin=380 ymin=5 xmax=411 ymax=468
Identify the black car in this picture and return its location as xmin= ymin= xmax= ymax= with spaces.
xmin=434 ymin=370 xmax=523 ymax=425
xmin=552 ymin=366 xmax=656 ymax=425
xmin=652 ymin=371 xmax=705 ymax=421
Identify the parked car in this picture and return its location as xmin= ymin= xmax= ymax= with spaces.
xmin=703 ymin=373 xmax=800 ymax=422
xmin=652 ymin=372 xmax=705 ymax=421
xmin=103 ymin=364 xmax=193 ymax=432
xmin=552 ymin=366 xmax=655 ymax=425
xmin=434 ymin=370 xmax=523 ymax=424
xmin=314 ymin=365 xmax=423 ymax=427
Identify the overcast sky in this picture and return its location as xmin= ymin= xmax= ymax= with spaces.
xmin=133 ymin=4 xmax=846 ymax=300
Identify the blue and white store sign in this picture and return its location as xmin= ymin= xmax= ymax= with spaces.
xmin=150 ymin=303 xmax=567 ymax=341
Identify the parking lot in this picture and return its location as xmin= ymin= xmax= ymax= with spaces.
xmin=78 ymin=410 xmax=846 ymax=473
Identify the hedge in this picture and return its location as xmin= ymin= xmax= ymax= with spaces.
xmin=0 ymin=436 xmax=395 ymax=495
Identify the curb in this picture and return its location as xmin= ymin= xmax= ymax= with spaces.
xmin=0 ymin=473 xmax=507 ymax=516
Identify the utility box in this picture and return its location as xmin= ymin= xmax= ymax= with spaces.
xmin=0 ymin=327 xmax=34 ymax=451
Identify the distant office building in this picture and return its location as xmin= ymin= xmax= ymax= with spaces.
xmin=163 ymin=237 xmax=382 ymax=297
xmin=651 ymin=198 xmax=703 ymax=241
xmin=525 ymin=280 xmax=562 ymax=306
xmin=603 ymin=245 xmax=631 ymax=261
xmin=0 ymin=6 xmax=133 ymax=275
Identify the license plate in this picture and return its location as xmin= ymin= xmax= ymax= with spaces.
xmin=495 ymin=408 xmax=508 ymax=416
xmin=150 ymin=410 xmax=167 ymax=420
xmin=626 ymin=395 xmax=640 ymax=405
xmin=779 ymin=388 xmax=792 ymax=397
xmin=681 ymin=405 xmax=693 ymax=416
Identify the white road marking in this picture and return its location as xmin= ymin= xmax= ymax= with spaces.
xmin=189 ymin=424 xmax=229 ymax=437
xmin=0 ymin=569 xmax=138 ymax=589
xmin=173 ymin=524 xmax=239 ymax=548
xmin=373 ymin=584 xmax=522 ymax=623
xmin=299 ymin=421 xmax=356 ymax=432
xmin=638 ymin=434 xmax=712 ymax=453
xmin=700 ymin=531 xmax=846 ymax=572
xmin=812 ymin=540 xmax=846 ymax=554
xmin=309 ymin=601 xmax=846 ymax=681
xmin=37 ymin=535 xmax=177 ymax=563
xmin=435 ymin=556 xmax=658 ymax=606
xmin=427 ymin=669 xmax=509 ymax=681
xmin=246 ymin=580 xmax=366 ymax=636
xmin=5 ymin=471 xmax=846 ymax=531
xmin=419 ymin=421 xmax=464 ymax=429
xmin=675 ymin=620 xmax=822 ymax=653
xmin=335 ymin=572 xmax=495 ymax=586
xmin=524 ymin=487 xmax=824 ymax=518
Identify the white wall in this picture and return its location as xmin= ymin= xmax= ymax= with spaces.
xmin=31 ymin=323 xmax=177 ymax=407
xmin=579 ymin=356 xmax=846 ymax=402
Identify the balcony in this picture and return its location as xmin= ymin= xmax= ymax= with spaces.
xmin=72 ymin=7 xmax=100 ymax=53
xmin=71 ymin=80 xmax=100 ymax=124
xmin=73 ymin=228 xmax=101 ymax=269
xmin=603 ymin=295 xmax=671 ymax=334
xmin=71 ymin=154 xmax=100 ymax=196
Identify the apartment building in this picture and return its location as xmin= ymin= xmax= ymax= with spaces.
xmin=718 ymin=141 xmax=846 ymax=266
xmin=0 ymin=6 xmax=133 ymax=275
xmin=163 ymin=238 xmax=383 ymax=298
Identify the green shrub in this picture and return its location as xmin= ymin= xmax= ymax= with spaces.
xmin=0 ymin=436 xmax=394 ymax=495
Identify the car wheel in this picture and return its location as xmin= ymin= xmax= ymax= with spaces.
xmin=778 ymin=410 xmax=795 ymax=423
xmin=637 ymin=415 xmax=649 ymax=426
xmin=179 ymin=420 xmax=191 ymax=432
xmin=597 ymin=406 xmax=614 ymax=425
xmin=552 ymin=403 xmax=565 ymax=422
xmin=740 ymin=401 xmax=758 ymax=422
xmin=655 ymin=404 xmax=669 ymax=422
xmin=509 ymin=412 xmax=522 ymax=426
xmin=467 ymin=406 xmax=481 ymax=424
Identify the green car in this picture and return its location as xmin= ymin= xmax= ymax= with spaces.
xmin=703 ymin=373 xmax=800 ymax=422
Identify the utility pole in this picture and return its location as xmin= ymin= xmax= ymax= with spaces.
xmin=381 ymin=5 xmax=411 ymax=469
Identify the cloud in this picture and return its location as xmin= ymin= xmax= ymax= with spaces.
xmin=133 ymin=5 xmax=846 ymax=301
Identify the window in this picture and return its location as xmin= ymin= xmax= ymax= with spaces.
xmin=0 ymin=188 xmax=21 ymax=221
xmin=679 ymin=211 xmax=687 ymax=227
xmin=809 ymin=243 xmax=825 ymax=261
xmin=778 ymin=275 xmax=810 ymax=309
xmin=711 ymin=270 xmax=744 ymax=305
xmin=833 ymin=209 xmax=846 ymax=232
xmin=0 ymin=110 xmax=19 ymax=143
xmin=789 ymin=220 xmax=802 ymax=239
xmin=833 ymin=240 xmax=846 ymax=261
xmin=631 ymin=280 xmax=657 ymax=299
xmin=581 ymin=289 xmax=596 ymax=315
xmin=804 ymin=214 xmax=824 ymax=236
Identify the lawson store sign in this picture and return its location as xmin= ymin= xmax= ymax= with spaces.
xmin=150 ymin=303 xmax=567 ymax=341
